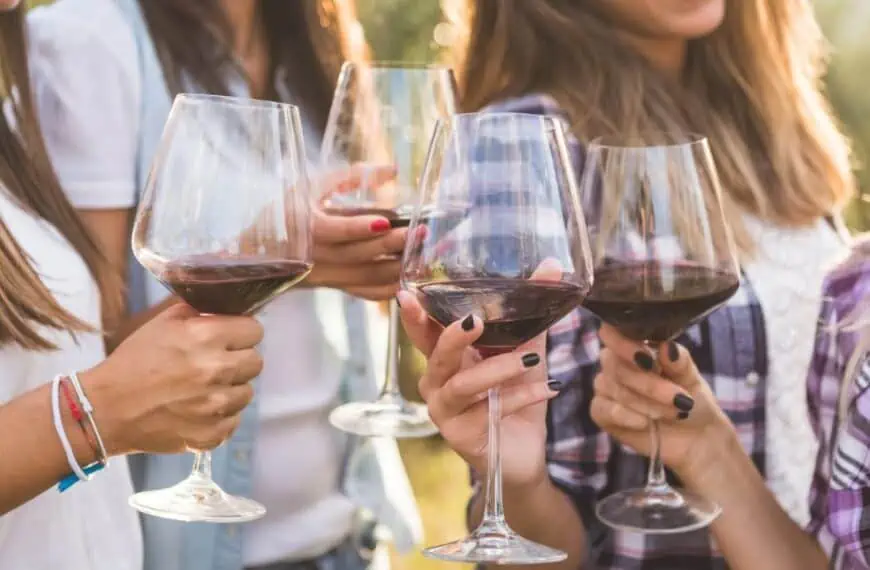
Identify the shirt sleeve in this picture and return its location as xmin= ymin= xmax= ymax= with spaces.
xmin=27 ymin=3 xmax=141 ymax=209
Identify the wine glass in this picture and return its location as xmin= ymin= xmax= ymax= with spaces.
xmin=579 ymin=133 xmax=740 ymax=533
xmin=321 ymin=61 xmax=457 ymax=438
xmin=129 ymin=94 xmax=314 ymax=523
xmin=401 ymin=112 xmax=593 ymax=564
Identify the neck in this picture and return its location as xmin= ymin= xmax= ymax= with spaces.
xmin=219 ymin=0 xmax=260 ymax=56
xmin=619 ymin=33 xmax=687 ymax=80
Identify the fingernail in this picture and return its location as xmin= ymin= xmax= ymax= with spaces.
xmin=673 ymin=393 xmax=695 ymax=412
xmin=668 ymin=342 xmax=680 ymax=363
xmin=634 ymin=351 xmax=654 ymax=371
xmin=547 ymin=379 xmax=562 ymax=392
xmin=461 ymin=314 xmax=475 ymax=331
xmin=370 ymin=219 xmax=390 ymax=232
xmin=677 ymin=410 xmax=690 ymax=421
xmin=522 ymin=353 xmax=541 ymax=368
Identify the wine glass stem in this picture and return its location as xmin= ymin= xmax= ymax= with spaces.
xmin=191 ymin=451 xmax=213 ymax=481
xmin=379 ymin=299 xmax=403 ymax=400
xmin=479 ymin=387 xmax=508 ymax=532
xmin=646 ymin=420 xmax=669 ymax=492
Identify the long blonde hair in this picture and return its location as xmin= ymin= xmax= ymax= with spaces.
xmin=445 ymin=0 xmax=855 ymax=254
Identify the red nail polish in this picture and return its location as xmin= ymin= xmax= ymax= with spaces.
xmin=370 ymin=219 xmax=391 ymax=233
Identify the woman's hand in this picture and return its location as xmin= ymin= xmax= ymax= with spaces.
xmin=396 ymin=289 xmax=560 ymax=491
xmin=305 ymin=165 xmax=407 ymax=300
xmin=589 ymin=325 xmax=736 ymax=482
xmin=80 ymin=303 xmax=264 ymax=455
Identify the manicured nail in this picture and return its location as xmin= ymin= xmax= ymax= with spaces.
xmin=370 ymin=219 xmax=390 ymax=232
xmin=522 ymin=353 xmax=541 ymax=368
xmin=668 ymin=342 xmax=680 ymax=363
xmin=461 ymin=314 xmax=475 ymax=331
xmin=634 ymin=350 xmax=654 ymax=371
xmin=673 ymin=394 xmax=695 ymax=412
xmin=677 ymin=410 xmax=690 ymax=421
xmin=547 ymin=379 xmax=562 ymax=392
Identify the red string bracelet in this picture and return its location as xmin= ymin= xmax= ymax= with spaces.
xmin=59 ymin=377 xmax=99 ymax=462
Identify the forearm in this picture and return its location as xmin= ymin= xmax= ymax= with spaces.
xmin=469 ymin=478 xmax=587 ymax=570
xmin=683 ymin=431 xmax=826 ymax=570
xmin=0 ymin=383 xmax=99 ymax=514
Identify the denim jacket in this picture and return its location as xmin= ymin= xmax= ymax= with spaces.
xmin=113 ymin=1 xmax=423 ymax=569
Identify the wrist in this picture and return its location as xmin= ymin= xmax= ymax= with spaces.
xmin=676 ymin=417 xmax=743 ymax=490
xmin=76 ymin=364 xmax=127 ymax=457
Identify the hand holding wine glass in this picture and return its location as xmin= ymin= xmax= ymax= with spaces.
xmin=590 ymin=325 xmax=736 ymax=482
xmin=400 ymin=112 xmax=592 ymax=564
xmin=129 ymin=94 xmax=314 ymax=523
xmin=579 ymin=133 xmax=741 ymax=533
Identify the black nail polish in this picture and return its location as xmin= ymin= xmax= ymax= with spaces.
xmin=634 ymin=351 xmax=654 ymax=371
xmin=673 ymin=394 xmax=695 ymax=412
xmin=461 ymin=314 xmax=474 ymax=331
xmin=668 ymin=342 xmax=679 ymax=362
xmin=547 ymin=379 xmax=562 ymax=392
xmin=522 ymin=353 xmax=541 ymax=368
xmin=677 ymin=410 xmax=690 ymax=421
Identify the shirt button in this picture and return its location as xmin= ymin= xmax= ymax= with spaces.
xmin=746 ymin=371 xmax=760 ymax=386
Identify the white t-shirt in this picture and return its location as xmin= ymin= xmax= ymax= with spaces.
xmin=27 ymin=0 xmax=352 ymax=564
xmin=0 ymin=189 xmax=143 ymax=569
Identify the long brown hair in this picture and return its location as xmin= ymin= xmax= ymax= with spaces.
xmin=139 ymin=0 xmax=363 ymax=134
xmin=447 ymin=1 xmax=855 ymax=254
xmin=0 ymin=6 xmax=119 ymax=349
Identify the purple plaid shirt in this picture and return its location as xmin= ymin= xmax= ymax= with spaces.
xmin=469 ymin=95 xmax=769 ymax=569
xmin=807 ymin=246 xmax=870 ymax=569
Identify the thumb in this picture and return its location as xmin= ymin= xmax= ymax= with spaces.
xmin=396 ymin=290 xmax=442 ymax=358
xmin=658 ymin=341 xmax=702 ymax=391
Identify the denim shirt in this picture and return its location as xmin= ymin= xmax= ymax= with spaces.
xmin=112 ymin=1 xmax=423 ymax=568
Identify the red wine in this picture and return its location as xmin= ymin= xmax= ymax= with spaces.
xmin=156 ymin=256 xmax=312 ymax=315
xmin=582 ymin=261 xmax=739 ymax=342
xmin=416 ymin=278 xmax=585 ymax=356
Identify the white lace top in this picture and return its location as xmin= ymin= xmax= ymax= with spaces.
xmin=741 ymin=214 xmax=848 ymax=526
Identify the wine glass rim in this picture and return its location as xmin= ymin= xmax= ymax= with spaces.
xmin=174 ymin=93 xmax=300 ymax=113
xmin=341 ymin=60 xmax=453 ymax=72
xmin=589 ymin=132 xmax=709 ymax=150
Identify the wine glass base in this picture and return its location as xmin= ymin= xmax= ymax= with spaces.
xmin=423 ymin=531 xmax=568 ymax=565
xmin=329 ymin=400 xmax=439 ymax=438
xmin=129 ymin=475 xmax=266 ymax=523
xmin=595 ymin=486 xmax=721 ymax=534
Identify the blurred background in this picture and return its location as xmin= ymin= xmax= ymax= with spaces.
xmin=25 ymin=1 xmax=870 ymax=569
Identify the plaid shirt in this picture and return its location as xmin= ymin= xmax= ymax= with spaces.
xmin=807 ymin=248 xmax=870 ymax=569
xmin=468 ymin=94 xmax=770 ymax=569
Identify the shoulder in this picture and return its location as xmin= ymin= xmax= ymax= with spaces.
xmin=821 ymin=238 xmax=870 ymax=322
xmin=27 ymin=0 xmax=138 ymax=77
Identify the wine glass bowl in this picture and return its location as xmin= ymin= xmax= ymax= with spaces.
xmin=579 ymin=132 xmax=740 ymax=533
xmin=129 ymin=94 xmax=314 ymax=523
xmin=321 ymin=62 xmax=457 ymax=438
xmin=401 ymin=112 xmax=592 ymax=564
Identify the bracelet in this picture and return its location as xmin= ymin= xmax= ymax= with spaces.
xmin=51 ymin=375 xmax=89 ymax=485
xmin=68 ymin=372 xmax=109 ymax=465
xmin=59 ymin=378 xmax=100 ymax=464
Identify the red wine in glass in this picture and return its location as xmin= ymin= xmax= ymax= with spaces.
xmin=582 ymin=261 xmax=739 ymax=343
xmin=417 ymin=278 xmax=585 ymax=356
xmin=155 ymin=256 xmax=313 ymax=316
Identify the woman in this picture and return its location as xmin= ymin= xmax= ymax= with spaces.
xmin=27 ymin=1 xmax=419 ymax=570
xmin=401 ymin=0 xmax=854 ymax=568
xmin=0 ymin=1 xmax=264 ymax=568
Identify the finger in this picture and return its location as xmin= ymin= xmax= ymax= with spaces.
xmin=226 ymin=348 xmax=264 ymax=385
xmin=187 ymin=384 xmax=254 ymax=418
xmin=158 ymin=302 xmax=200 ymax=322
xmin=594 ymin=372 xmax=681 ymax=421
xmin=658 ymin=341 xmax=703 ymax=391
xmin=222 ymin=384 xmax=255 ymax=416
xmin=313 ymin=230 xmax=407 ymax=263
xmin=598 ymin=324 xmax=657 ymax=372
xmin=312 ymin=210 xmax=392 ymax=244
xmin=447 ymin=379 xmax=558 ymax=430
xmin=590 ymin=394 xmax=650 ymax=431
xmin=420 ymin=314 xmax=484 ymax=396
xmin=433 ymin=350 xmax=543 ymax=415
xmin=199 ymin=316 xmax=264 ymax=350
xmin=530 ymin=257 xmax=563 ymax=282
xmin=309 ymin=259 xmax=401 ymax=288
xmin=397 ymin=290 xmax=441 ymax=358
xmin=316 ymin=163 xmax=397 ymax=202
xmin=600 ymin=348 xmax=695 ymax=417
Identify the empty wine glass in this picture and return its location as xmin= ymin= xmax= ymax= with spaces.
xmin=321 ymin=61 xmax=457 ymax=438
xmin=129 ymin=94 xmax=314 ymax=523
xmin=579 ymin=133 xmax=740 ymax=533
xmin=401 ymin=112 xmax=593 ymax=564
